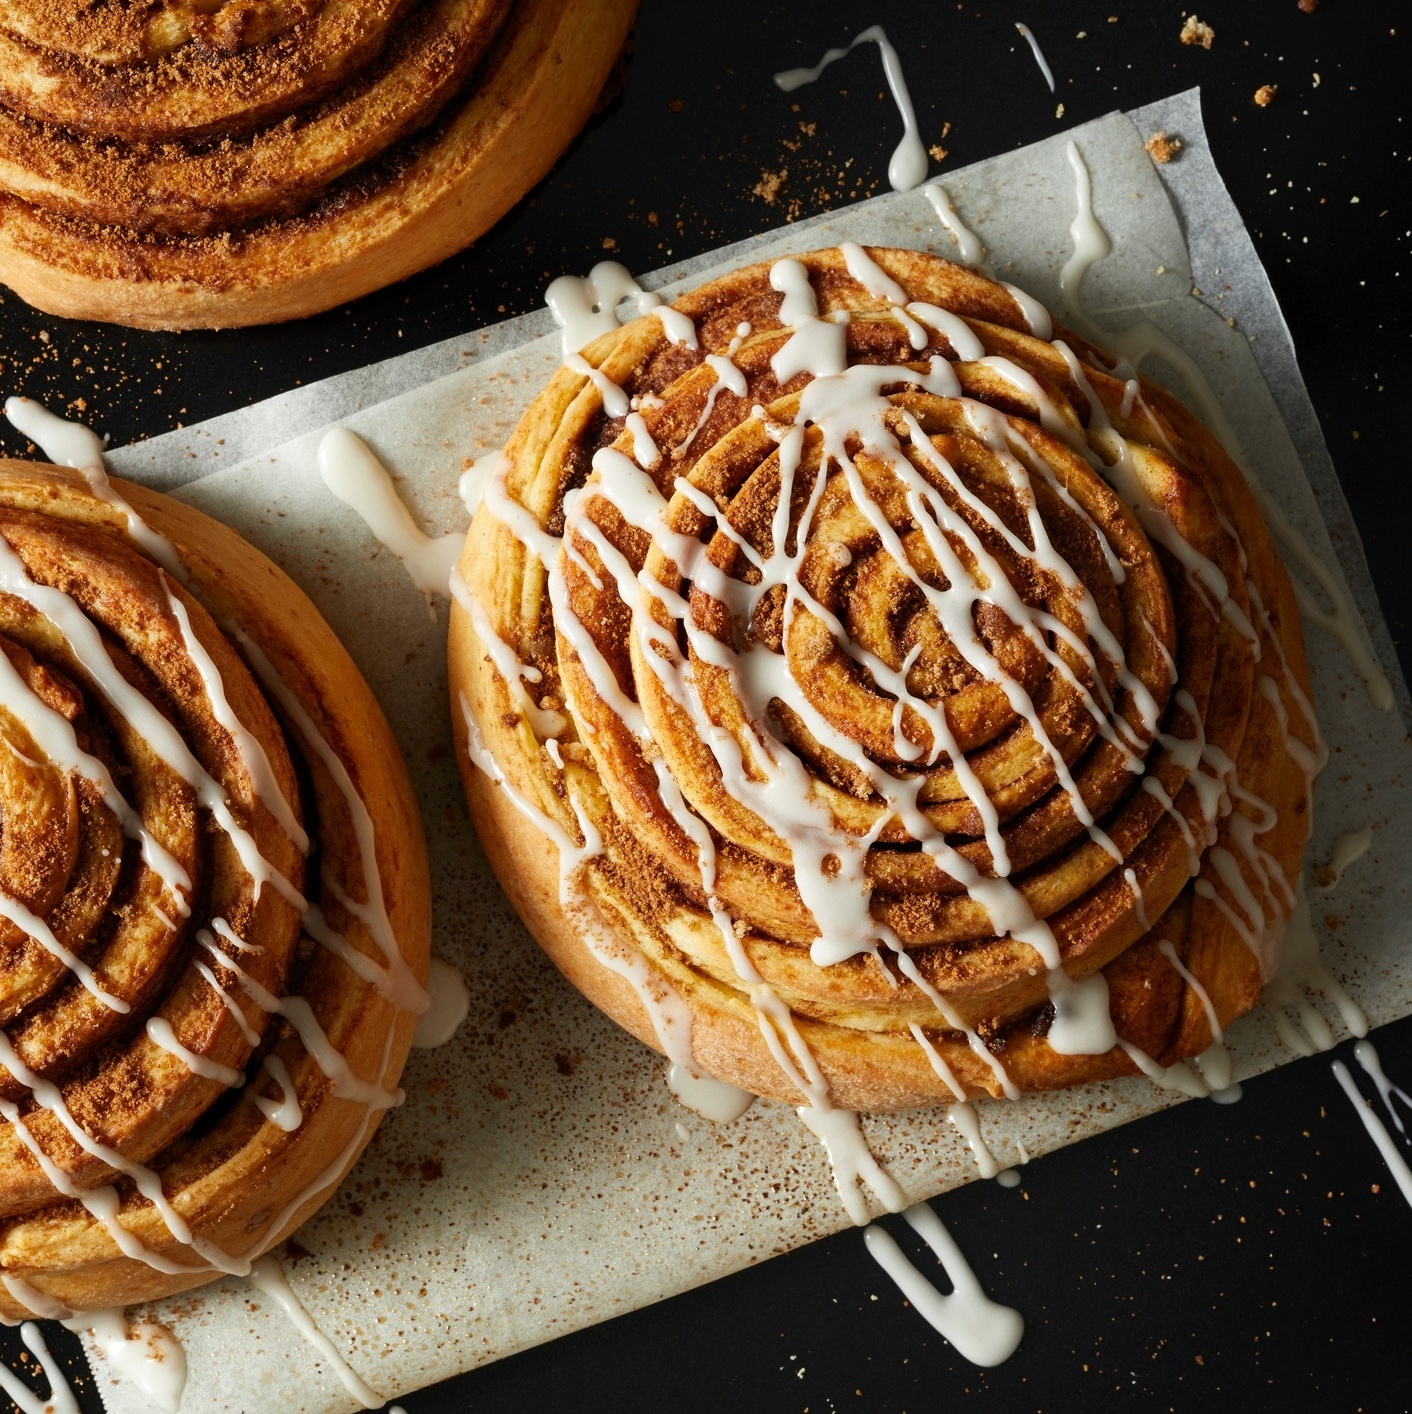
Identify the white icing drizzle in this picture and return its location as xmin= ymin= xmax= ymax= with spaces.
xmin=0 ymin=536 xmax=304 ymax=910
xmin=1 ymin=1276 xmax=71 ymax=1322
xmin=195 ymin=928 xmax=402 ymax=1111
xmin=673 ymin=332 xmax=749 ymax=455
xmin=0 ymin=1323 xmax=79 ymax=1414
xmin=1332 ymin=1054 xmax=1412 ymax=1210
xmin=862 ymin=1202 xmax=1024 ymax=1366
xmin=146 ymin=1016 xmax=244 ymax=1088
xmin=1014 ymin=22 xmax=1056 ymax=92
xmin=0 ymin=1034 xmax=245 ymax=1277
xmin=0 ymin=887 xmax=128 ymax=1014
xmin=255 ymin=1055 xmax=304 ymax=1132
xmin=1158 ymin=939 xmax=1223 ymax=1044
xmin=79 ymin=1309 xmax=187 ymax=1414
xmin=4 ymin=397 xmax=185 ymax=580
xmin=458 ymin=691 xmax=753 ymax=1123
xmin=0 ymin=636 xmax=193 ymax=911
xmin=774 ymin=26 xmax=929 ymax=191
xmin=248 ymin=1254 xmax=384 ymax=1410
xmin=164 ymin=578 xmax=309 ymax=854
xmin=450 ymin=569 xmax=569 ymax=740
xmin=318 ymin=428 xmax=462 ymax=603
xmin=411 ymin=956 xmax=470 ymax=1048
xmin=1320 ymin=826 xmax=1374 ymax=892
xmin=234 ymin=628 xmax=429 ymax=1018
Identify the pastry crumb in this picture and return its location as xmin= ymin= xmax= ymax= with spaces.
xmin=929 ymin=143 xmax=949 ymax=161
xmin=1145 ymin=130 xmax=1183 ymax=163
xmin=1298 ymin=0 xmax=1318 ymax=12
xmin=1180 ymin=15 xmax=1215 ymax=48
xmin=1254 ymin=84 xmax=1278 ymax=106
xmin=752 ymin=168 xmax=786 ymax=204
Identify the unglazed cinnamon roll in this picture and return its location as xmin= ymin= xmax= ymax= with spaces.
xmin=0 ymin=417 xmax=430 ymax=1320
xmin=0 ymin=0 xmax=637 ymax=329
xmin=449 ymin=246 xmax=1321 ymax=1110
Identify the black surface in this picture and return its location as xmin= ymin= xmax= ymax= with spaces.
xmin=2 ymin=2 xmax=1409 ymax=1411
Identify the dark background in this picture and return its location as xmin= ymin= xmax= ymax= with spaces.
xmin=2 ymin=1 xmax=1409 ymax=1411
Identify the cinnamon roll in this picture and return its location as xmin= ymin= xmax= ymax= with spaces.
xmin=449 ymin=246 xmax=1319 ymax=1109
xmin=0 ymin=0 xmax=638 ymax=329
xmin=0 ymin=431 xmax=430 ymax=1320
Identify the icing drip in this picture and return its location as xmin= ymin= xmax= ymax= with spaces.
xmin=318 ymin=428 xmax=462 ymax=604
xmin=1 ymin=1277 xmax=71 ymax=1322
xmin=459 ymin=450 xmax=508 ymax=517
xmin=1332 ymin=1053 xmax=1412 ymax=1210
xmin=1320 ymin=827 xmax=1374 ymax=891
xmin=922 ymin=185 xmax=987 ymax=270
xmin=862 ymin=1202 xmax=1024 ymax=1365
xmin=1352 ymin=1039 xmax=1412 ymax=1136
xmin=545 ymin=262 xmax=696 ymax=357
xmin=945 ymin=1100 xmax=1001 ymax=1179
xmin=79 ymin=1310 xmax=186 ymax=1414
xmin=1263 ymin=886 xmax=1368 ymax=1054
xmin=255 ymin=1055 xmax=304 ymax=1131
xmin=411 ymin=956 xmax=470 ymax=1047
xmin=774 ymin=26 xmax=929 ymax=191
xmin=0 ymin=1324 xmax=79 ymax=1414
xmin=1014 ymin=23 xmax=1056 ymax=92
xmin=4 ymin=397 xmax=185 ymax=580
xmin=249 ymin=1254 xmax=384 ymax=1409
xmin=797 ymin=1107 xmax=909 ymax=1225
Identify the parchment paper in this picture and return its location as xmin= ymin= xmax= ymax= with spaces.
xmin=83 ymin=89 xmax=1412 ymax=1413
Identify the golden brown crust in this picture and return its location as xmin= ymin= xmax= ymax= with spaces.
xmin=449 ymin=245 xmax=1317 ymax=1109
xmin=0 ymin=460 xmax=430 ymax=1318
xmin=0 ymin=0 xmax=638 ymax=329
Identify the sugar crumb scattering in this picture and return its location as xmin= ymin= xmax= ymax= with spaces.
xmin=1254 ymin=85 xmax=1278 ymax=107
xmin=1180 ymin=15 xmax=1215 ymax=48
xmin=1145 ymin=130 xmax=1183 ymax=164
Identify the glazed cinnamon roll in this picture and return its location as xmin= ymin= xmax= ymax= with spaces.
xmin=0 ymin=424 xmax=430 ymax=1320
xmin=449 ymin=246 xmax=1319 ymax=1109
xmin=0 ymin=0 xmax=637 ymax=329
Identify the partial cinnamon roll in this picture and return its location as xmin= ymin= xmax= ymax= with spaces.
xmin=449 ymin=246 xmax=1319 ymax=1110
xmin=0 ymin=437 xmax=430 ymax=1319
xmin=0 ymin=0 xmax=637 ymax=329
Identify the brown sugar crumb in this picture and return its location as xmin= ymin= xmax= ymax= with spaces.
xmin=929 ymin=143 xmax=949 ymax=162
xmin=1254 ymin=84 xmax=1278 ymax=106
xmin=1145 ymin=130 xmax=1183 ymax=164
xmin=1298 ymin=0 xmax=1318 ymax=11
xmin=753 ymin=168 xmax=787 ymax=204
xmin=1180 ymin=15 xmax=1215 ymax=48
